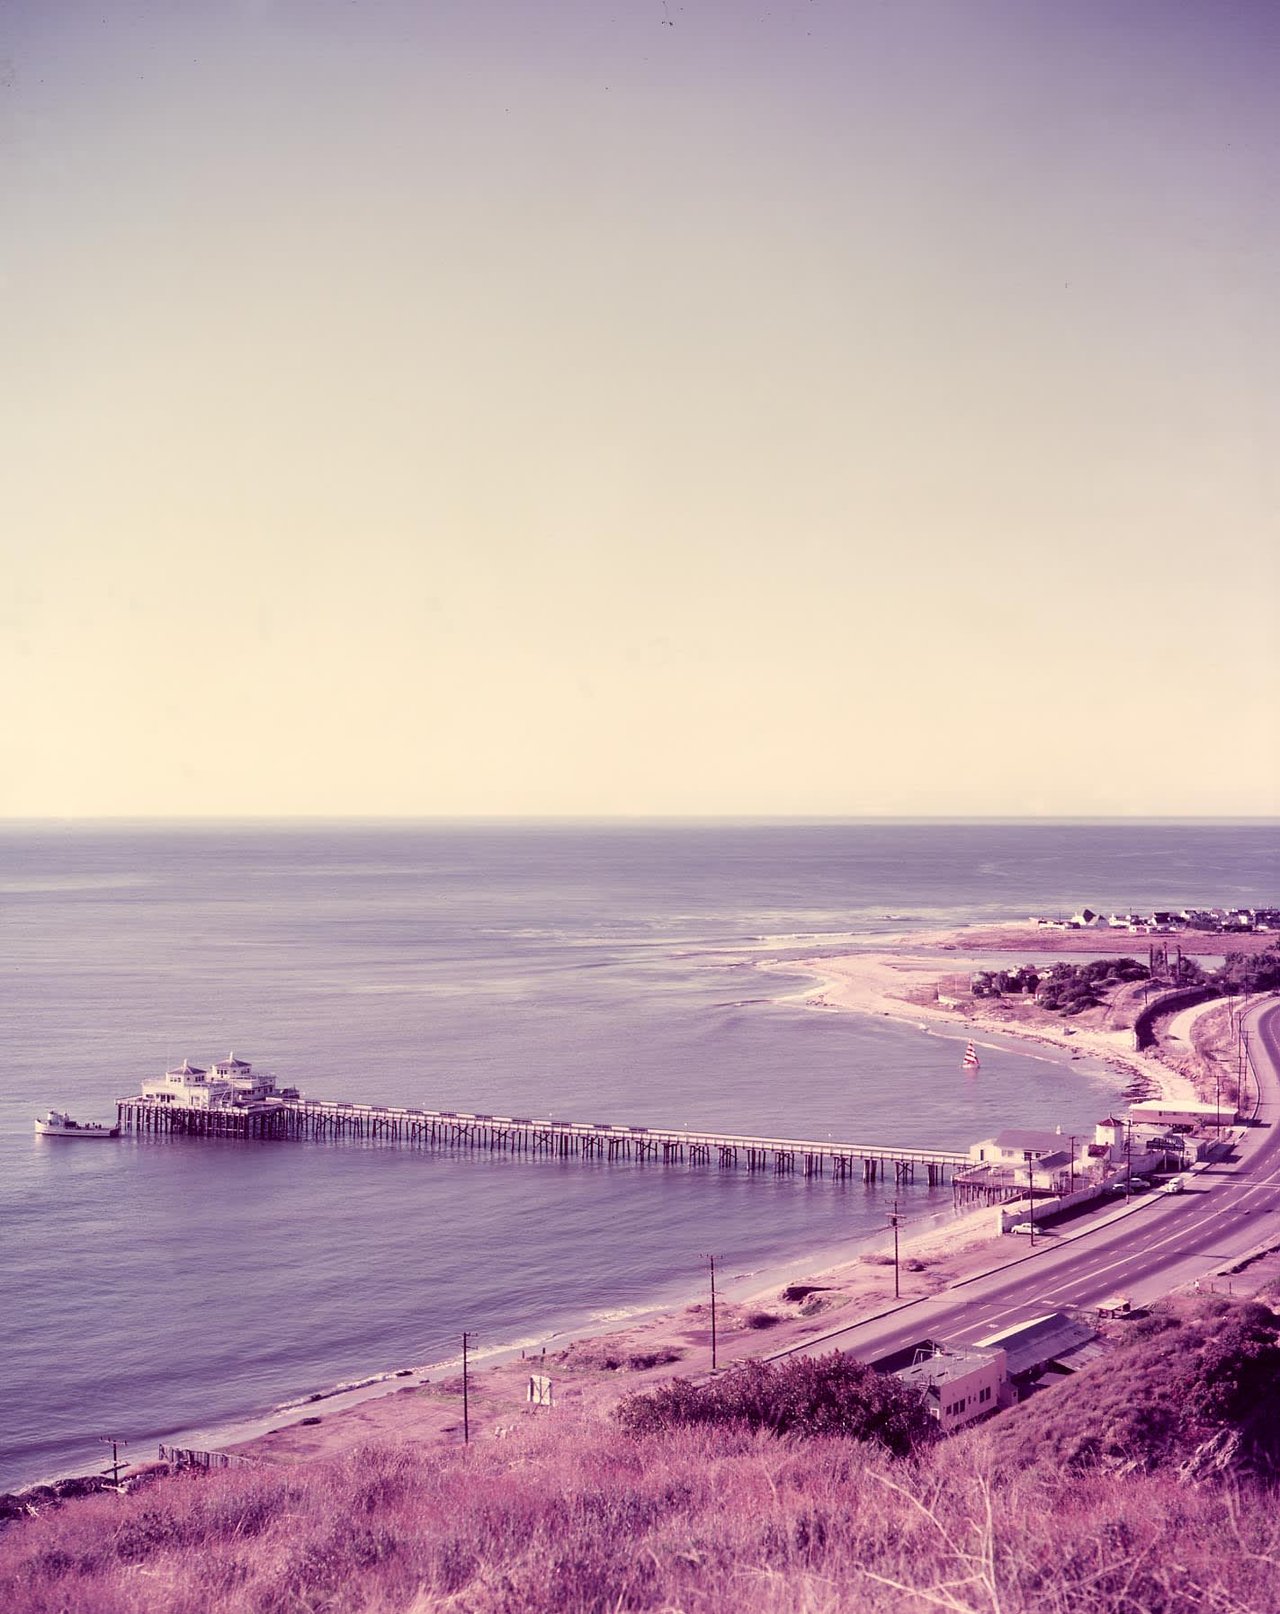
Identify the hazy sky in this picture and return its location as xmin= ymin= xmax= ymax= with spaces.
xmin=3 ymin=1 xmax=1277 ymax=817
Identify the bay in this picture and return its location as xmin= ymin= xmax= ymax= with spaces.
xmin=1 ymin=819 xmax=1273 ymax=1490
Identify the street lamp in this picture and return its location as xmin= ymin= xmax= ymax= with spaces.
xmin=1023 ymin=1151 xmax=1036 ymax=1244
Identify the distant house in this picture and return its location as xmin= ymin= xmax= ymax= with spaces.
xmin=138 ymin=1054 xmax=286 ymax=1111
xmin=1094 ymin=1117 xmax=1127 ymax=1161
xmin=1128 ymin=1099 xmax=1236 ymax=1130
xmin=970 ymin=1128 xmax=1075 ymax=1166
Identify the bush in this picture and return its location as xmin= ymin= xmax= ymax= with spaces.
xmin=981 ymin=1298 xmax=1280 ymax=1477
xmin=615 ymin=1353 xmax=938 ymax=1457
xmin=625 ymin=1348 xmax=683 ymax=1371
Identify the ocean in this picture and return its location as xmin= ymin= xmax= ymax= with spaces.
xmin=1 ymin=819 xmax=1274 ymax=1491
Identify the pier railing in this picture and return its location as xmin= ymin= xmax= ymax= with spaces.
xmin=116 ymin=1096 xmax=969 ymax=1184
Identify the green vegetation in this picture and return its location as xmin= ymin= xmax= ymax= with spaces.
xmin=1035 ymin=956 xmax=1150 ymax=1014
xmin=972 ymin=942 xmax=1280 ymax=1019
xmin=614 ymin=1353 xmax=938 ymax=1456
xmin=980 ymin=1299 xmax=1280 ymax=1478
xmin=970 ymin=965 xmax=1043 ymax=998
xmin=1214 ymin=941 xmax=1280 ymax=996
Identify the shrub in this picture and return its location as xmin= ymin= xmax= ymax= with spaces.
xmin=980 ymin=1299 xmax=1280 ymax=1477
xmin=624 ymin=1347 xmax=683 ymax=1371
xmin=615 ymin=1353 xmax=938 ymax=1457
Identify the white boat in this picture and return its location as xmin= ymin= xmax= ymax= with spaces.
xmin=35 ymin=1109 xmax=120 ymax=1139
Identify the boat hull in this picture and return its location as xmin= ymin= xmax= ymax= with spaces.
xmin=34 ymin=1119 xmax=120 ymax=1139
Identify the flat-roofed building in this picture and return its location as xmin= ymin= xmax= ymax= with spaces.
xmin=1127 ymin=1099 xmax=1236 ymax=1130
xmin=868 ymin=1339 xmax=1006 ymax=1432
xmin=971 ymin=1312 xmax=1101 ymax=1398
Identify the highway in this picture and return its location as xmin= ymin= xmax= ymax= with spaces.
xmin=771 ymin=996 xmax=1280 ymax=1365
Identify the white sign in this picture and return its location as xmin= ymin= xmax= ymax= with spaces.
xmin=527 ymin=1374 xmax=554 ymax=1408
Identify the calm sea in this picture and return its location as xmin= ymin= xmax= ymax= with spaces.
xmin=1 ymin=820 xmax=1274 ymax=1491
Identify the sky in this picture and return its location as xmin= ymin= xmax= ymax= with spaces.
xmin=3 ymin=0 xmax=1277 ymax=818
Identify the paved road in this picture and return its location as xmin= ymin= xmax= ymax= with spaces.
xmin=773 ymin=996 xmax=1280 ymax=1364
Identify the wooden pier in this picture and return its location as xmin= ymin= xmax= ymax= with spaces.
xmin=115 ymin=1097 xmax=969 ymax=1186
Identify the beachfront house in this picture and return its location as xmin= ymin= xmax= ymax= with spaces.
xmin=1128 ymin=1098 xmax=1237 ymax=1131
xmin=969 ymin=1128 xmax=1080 ymax=1169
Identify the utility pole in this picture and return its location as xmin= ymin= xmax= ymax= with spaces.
xmin=887 ymin=1200 xmax=901 ymax=1298
xmin=1125 ymin=1120 xmax=1133 ymax=1198
xmin=461 ymin=1331 xmax=473 ymax=1444
xmin=703 ymin=1254 xmax=718 ymax=1372
xmin=1023 ymin=1152 xmax=1036 ymax=1243
xmin=1067 ymin=1135 xmax=1077 ymax=1195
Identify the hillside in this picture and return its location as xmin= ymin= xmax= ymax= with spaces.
xmin=3 ymin=1297 xmax=1279 ymax=1614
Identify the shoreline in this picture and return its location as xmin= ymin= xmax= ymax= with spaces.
xmin=4 ymin=919 xmax=1217 ymax=1499
xmin=193 ymin=925 xmax=1188 ymax=1468
xmin=769 ymin=922 xmax=1201 ymax=1104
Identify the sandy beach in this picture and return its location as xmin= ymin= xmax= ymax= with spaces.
xmin=220 ymin=1195 xmax=1011 ymax=1470
xmin=206 ymin=921 xmax=1215 ymax=1473
xmin=770 ymin=923 xmax=1201 ymax=1103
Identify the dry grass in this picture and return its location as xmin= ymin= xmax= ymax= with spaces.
xmin=3 ymin=1418 xmax=1279 ymax=1614
xmin=6 ymin=1300 xmax=1280 ymax=1613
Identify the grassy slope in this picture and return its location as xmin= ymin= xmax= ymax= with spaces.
xmin=3 ymin=1301 xmax=1279 ymax=1614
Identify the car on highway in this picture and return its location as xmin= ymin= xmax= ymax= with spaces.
xmin=1162 ymin=1176 xmax=1186 ymax=1194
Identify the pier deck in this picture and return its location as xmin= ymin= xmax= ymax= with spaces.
xmin=116 ymin=1097 xmax=969 ymax=1185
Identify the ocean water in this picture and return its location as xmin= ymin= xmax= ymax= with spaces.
xmin=1 ymin=819 xmax=1274 ymax=1491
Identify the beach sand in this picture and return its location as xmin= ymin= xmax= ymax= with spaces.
xmin=214 ymin=922 xmax=1202 ymax=1470
xmin=770 ymin=929 xmax=1199 ymax=1103
xmin=222 ymin=1198 xmax=1008 ymax=1467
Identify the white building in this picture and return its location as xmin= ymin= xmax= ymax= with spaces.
xmin=1127 ymin=1098 xmax=1236 ymax=1130
xmin=139 ymin=1054 xmax=286 ymax=1111
xmin=870 ymin=1340 xmax=1007 ymax=1432
xmin=969 ymin=1127 xmax=1081 ymax=1168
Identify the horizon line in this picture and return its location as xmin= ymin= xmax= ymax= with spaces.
xmin=1 ymin=814 xmax=1277 ymax=828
